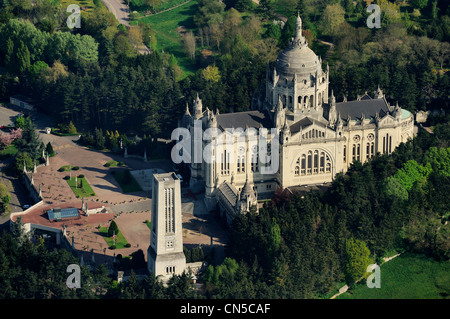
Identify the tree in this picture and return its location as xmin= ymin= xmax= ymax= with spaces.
xmin=145 ymin=0 xmax=166 ymax=10
xmin=46 ymin=142 xmax=55 ymax=157
xmin=394 ymin=159 xmax=431 ymax=191
xmin=182 ymin=31 xmax=196 ymax=61
xmin=4 ymin=38 xmax=14 ymax=74
xmin=107 ymin=220 xmax=120 ymax=237
xmin=235 ymin=0 xmax=252 ymax=12
xmin=16 ymin=40 xmax=31 ymax=74
xmin=0 ymin=182 xmax=11 ymax=214
xmin=319 ymin=3 xmax=346 ymax=38
xmin=410 ymin=0 xmax=428 ymax=10
xmin=14 ymin=118 xmax=41 ymax=160
xmin=383 ymin=176 xmax=408 ymax=202
xmin=202 ymin=64 xmax=221 ymax=83
xmin=127 ymin=27 xmax=143 ymax=50
xmin=424 ymin=147 xmax=450 ymax=177
xmin=14 ymin=152 xmax=33 ymax=175
xmin=43 ymin=60 xmax=69 ymax=84
xmin=343 ymin=237 xmax=372 ymax=285
xmin=342 ymin=0 xmax=354 ymax=17
xmin=67 ymin=121 xmax=77 ymax=134
xmin=29 ymin=60 xmax=49 ymax=78
xmin=268 ymin=217 xmax=281 ymax=259
xmin=280 ymin=15 xmax=296 ymax=48
xmin=14 ymin=115 xmax=26 ymax=129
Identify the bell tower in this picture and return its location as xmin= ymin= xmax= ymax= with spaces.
xmin=147 ymin=172 xmax=186 ymax=281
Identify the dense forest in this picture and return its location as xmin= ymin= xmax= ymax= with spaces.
xmin=0 ymin=0 xmax=449 ymax=299
xmin=0 ymin=0 xmax=448 ymax=140
xmin=0 ymin=116 xmax=448 ymax=299
xmin=203 ymin=120 xmax=450 ymax=298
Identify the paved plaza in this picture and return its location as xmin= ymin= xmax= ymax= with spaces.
xmin=10 ymin=114 xmax=228 ymax=263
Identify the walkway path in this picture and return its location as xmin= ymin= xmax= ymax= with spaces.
xmin=316 ymin=39 xmax=335 ymax=63
xmin=101 ymin=0 xmax=130 ymax=26
xmin=136 ymin=0 xmax=192 ymax=19
xmin=101 ymin=0 xmax=150 ymax=54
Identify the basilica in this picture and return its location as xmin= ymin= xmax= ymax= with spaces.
xmin=179 ymin=14 xmax=415 ymax=224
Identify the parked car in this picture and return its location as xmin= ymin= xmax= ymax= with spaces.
xmin=22 ymin=204 xmax=30 ymax=209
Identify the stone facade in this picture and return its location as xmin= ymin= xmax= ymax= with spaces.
xmin=179 ymin=14 xmax=414 ymax=222
xmin=147 ymin=172 xmax=186 ymax=281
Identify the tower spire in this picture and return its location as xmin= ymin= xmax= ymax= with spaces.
xmin=292 ymin=12 xmax=307 ymax=48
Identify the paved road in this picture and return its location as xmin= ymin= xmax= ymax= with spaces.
xmin=101 ymin=0 xmax=150 ymax=54
xmin=101 ymin=0 xmax=130 ymax=26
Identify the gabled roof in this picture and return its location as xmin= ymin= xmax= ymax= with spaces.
xmin=216 ymin=110 xmax=272 ymax=131
xmin=289 ymin=117 xmax=313 ymax=134
xmin=217 ymin=181 xmax=238 ymax=207
xmin=290 ymin=117 xmax=327 ymax=134
xmin=335 ymin=98 xmax=390 ymax=121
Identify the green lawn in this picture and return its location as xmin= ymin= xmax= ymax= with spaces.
xmin=338 ymin=253 xmax=450 ymax=299
xmin=99 ymin=226 xmax=129 ymax=249
xmin=60 ymin=0 xmax=95 ymax=12
xmin=66 ymin=176 xmax=96 ymax=198
xmin=59 ymin=165 xmax=75 ymax=172
xmin=131 ymin=0 xmax=189 ymax=13
xmin=132 ymin=0 xmax=199 ymax=78
xmin=0 ymin=145 xmax=18 ymax=159
xmin=104 ymin=160 xmax=125 ymax=167
xmin=111 ymin=170 xmax=143 ymax=193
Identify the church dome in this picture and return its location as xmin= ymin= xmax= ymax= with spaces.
xmin=276 ymin=46 xmax=321 ymax=77
xmin=274 ymin=14 xmax=322 ymax=78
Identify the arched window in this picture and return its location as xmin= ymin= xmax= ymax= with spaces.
xmin=326 ymin=155 xmax=331 ymax=173
xmin=301 ymin=154 xmax=306 ymax=175
xmin=320 ymin=152 xmax=325 ymax=173
xmin=295 ymin=166 xmax=299 ymax=176
xmin=251 ymin=154 xmax=258 ymax=172
xmin=307 ymin=151 xmax=312 ymax=175
xmin=313 ymin=150 xmax=319 ymax=174
xmin=389 ymin=135 xmax=392 ymax=154
xmin=343 ymin=145 xmax=346 ymax=163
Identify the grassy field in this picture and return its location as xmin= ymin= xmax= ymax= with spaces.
xmin=132 ymin=0 xmax=199 ymax=78
xmin=111 ymin=170 xmax=143 ymax=193
xmin=104 ymin=160 xmax=125 ymax=167
xmin=60 ymin=0 xmax=95 ymax=12
xmin=99 ymin=226 xmax=129 ymax=249
xmin=0 ymin=145 xmax=18 ymax=160
xmin=66 ymin=176 xmax=96 ymax=197
xmin=338 ymin=253 xmax=450 ymax=299
xmin=131 ymin=0 xmax=189 ymax=13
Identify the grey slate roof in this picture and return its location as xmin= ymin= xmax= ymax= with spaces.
xmin=335 ymin=97 xmax=391 ymax=121
xmin=216 ymin=110 xmax=272 ymax=131
xmin=217 ymin=181 xmax=238 ymax=207
xmin=289 ymin=117 xmax=313 ymax=134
